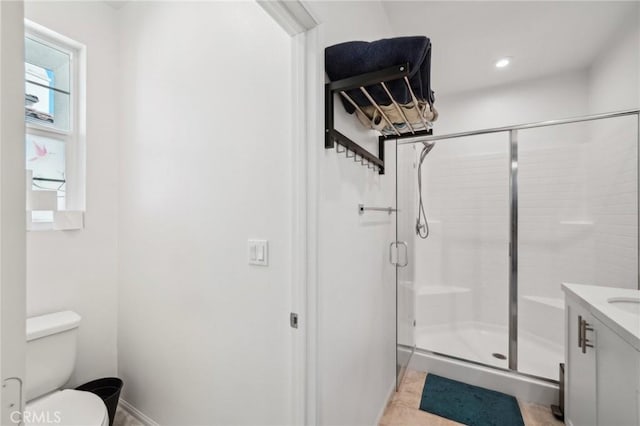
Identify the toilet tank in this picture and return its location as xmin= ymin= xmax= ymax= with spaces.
xmin=25 ymin=311 xmax=81 ymax=402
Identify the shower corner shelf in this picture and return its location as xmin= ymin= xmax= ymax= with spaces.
xmin=559 ymin=220 xmax=594 ymax=226
xmin=325 ymin=63 xmax=433 ymax=175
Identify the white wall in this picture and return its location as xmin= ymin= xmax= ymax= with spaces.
xmin=0 ymin=2 xmax=27 ymax=424
xmin=24 ymin=1 xmax=119 ymax=387
xmin=587 ymin=8 xmax=640 ymax=114
xmin=303 ymin=2 xmax=397 ymax=425
xmin=435 ymin=70 xmax=590 ymax=134
xmin=117 ymin=2 xmax=293 ymax=425
xmin=587 ymin=8 xmax=640 ymax=290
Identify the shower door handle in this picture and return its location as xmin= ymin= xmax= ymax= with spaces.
xmin=397 ymin=241 xmax=408 ymax=267
xmin=389 ymin=241 xmax=409 ymax=267
xmin=389 ymin=242 xmax=397 ymax=266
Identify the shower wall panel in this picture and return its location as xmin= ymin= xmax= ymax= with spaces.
xmin=589 ymin=117 xmax=638 ymax=288
xmin=413 ymin=134 xmax=510 ymax=365
xmin=518 ymin=122 xmax=593 ymax=379
xmin=517 ymin=116 xmax=638 ymax=379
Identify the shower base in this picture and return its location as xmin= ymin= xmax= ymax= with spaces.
xmin=406 ymin=346 xmax=559 ymax=407
xmin=415 ymin=321 xmax=562 ymax=380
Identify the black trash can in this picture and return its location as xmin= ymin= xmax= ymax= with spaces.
xmin=76 ymin=377 xmax=123 ymax=426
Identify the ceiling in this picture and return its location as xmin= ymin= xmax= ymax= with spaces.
xmin=382 ymin=1 xmax=639 ymax=96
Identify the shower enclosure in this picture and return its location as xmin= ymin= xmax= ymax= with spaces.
xmin=395 ymin=109 xmax=640 ymax=387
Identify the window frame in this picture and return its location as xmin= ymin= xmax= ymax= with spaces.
xmin=25 ymin=20 xmax=86 ymax=229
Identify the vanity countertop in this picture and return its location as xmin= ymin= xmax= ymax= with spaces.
xmin=561 ymin=283 xmax=640 ymax=352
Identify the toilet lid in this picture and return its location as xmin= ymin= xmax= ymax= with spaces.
xmin=25 ymin=389 xmax=108 ymax=426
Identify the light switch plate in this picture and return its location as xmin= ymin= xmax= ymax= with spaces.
xmin=248 ymin=239 xmax=268 ymax=266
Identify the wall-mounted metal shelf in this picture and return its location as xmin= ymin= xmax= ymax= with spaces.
xmin=325 ymin=63 xmax=433 ymax=175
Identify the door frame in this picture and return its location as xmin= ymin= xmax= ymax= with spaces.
xmin=257 ymin=2 xmax=320 ymax=424
xmin=0 ymin=0 xmax=27 ymax=424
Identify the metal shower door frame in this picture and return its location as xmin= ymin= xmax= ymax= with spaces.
xmin=394 ymin=139 xmax=416 ymax=389
xmin=397 ymin=108 xmax=640 ymax=378
xmin=509 ymin=129 xmax=519 ymax=371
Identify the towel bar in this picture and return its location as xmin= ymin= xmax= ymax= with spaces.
xmin=358 ymin=204 xmax=398 ymax=215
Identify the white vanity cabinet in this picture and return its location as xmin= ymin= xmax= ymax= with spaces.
xmin=596 ymin=321 xmax=640 ymax=426
xmin=563 ymin=284 xmax=640 ymax=426
xmin=565 ymin=300 xmax=598 ymax=425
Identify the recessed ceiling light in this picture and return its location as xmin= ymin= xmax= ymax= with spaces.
xmin=495 ymin=58 xmax=511 ymax=68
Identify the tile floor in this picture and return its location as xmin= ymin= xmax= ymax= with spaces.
xmin=114 ymin=407 xmax=144 ymax=426
xmin=113 ymin=372 xmax=563 ymax=426
xmin=380 ymin=370 xmax=564 ymax=426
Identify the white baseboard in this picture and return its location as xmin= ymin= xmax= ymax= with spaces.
xmin=374 ymin=378 xmax=397 ymax=425
xmin=119 ymin=399 xmax=160 ymax=426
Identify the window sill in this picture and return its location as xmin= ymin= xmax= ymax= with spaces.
xmin=27 ymin=210 xmax=84 ymax=232
xmin=26 ymin=121 xmax=71 ymax=137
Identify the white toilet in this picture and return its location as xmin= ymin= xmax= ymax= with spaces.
xmin=24 ymin=311 xmax=109 ymax=426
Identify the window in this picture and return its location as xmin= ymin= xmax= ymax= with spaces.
xmin=25 ymin=21 xmax=85 ymax=230
xmin=25 ymin=36 xmax=71 ymax=132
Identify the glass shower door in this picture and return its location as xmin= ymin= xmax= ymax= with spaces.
xmin=395 ymin=111 xmax=639 ymax=385
xmin=517 ymin=115 xmax=639 ymax=380
xmin=396 ymin=143 xmax=418 ymax=387
xmin=400 ymin=133 xmax=511 ymax=369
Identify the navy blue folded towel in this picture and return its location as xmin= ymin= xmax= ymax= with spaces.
xmin=325 ymin=36 xmax=434 ymax=114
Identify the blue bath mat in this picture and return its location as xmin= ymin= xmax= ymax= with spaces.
xmin=419 ymin=374 xmax=524 ymax=426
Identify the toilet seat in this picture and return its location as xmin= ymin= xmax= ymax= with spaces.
xmin=25 ymin=389 xmax=109 ymax=426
